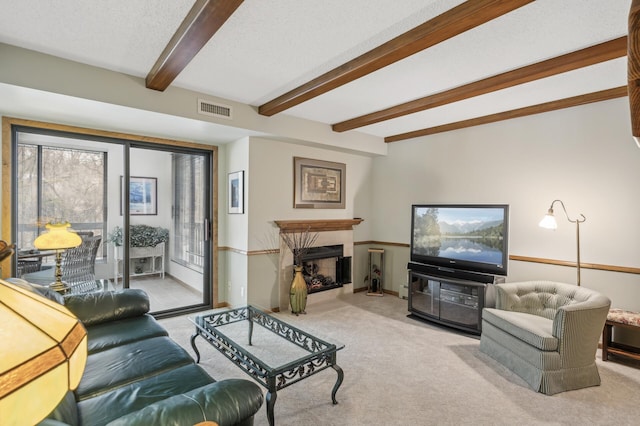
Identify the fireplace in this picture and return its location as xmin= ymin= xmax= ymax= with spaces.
xmin=275 ymin=219 xmax=363 ymax=311
xmin=300 ymin=245 xmax=352 ymax=294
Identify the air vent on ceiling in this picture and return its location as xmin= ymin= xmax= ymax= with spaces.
xmin=198 ymin=99 xmax=232 ymax=120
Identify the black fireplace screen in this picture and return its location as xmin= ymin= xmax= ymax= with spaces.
xmin=299 ymin=245 xmax=351 ymax=294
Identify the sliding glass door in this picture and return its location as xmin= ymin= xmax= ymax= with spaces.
xmin=124 ymin=147 xmax=212 ymax=314
xmin=9 ymin=121 xmax=215 ymax=317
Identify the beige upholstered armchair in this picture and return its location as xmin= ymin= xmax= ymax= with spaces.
xmin=480 ymin=281 xmax=610 ymax=395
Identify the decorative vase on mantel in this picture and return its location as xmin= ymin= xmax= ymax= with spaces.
xmin=290 ymin=265 xmax=307 ymax=315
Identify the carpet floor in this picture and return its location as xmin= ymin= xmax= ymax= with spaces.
xmin=159 ymin=292 xmax=640 ymax=426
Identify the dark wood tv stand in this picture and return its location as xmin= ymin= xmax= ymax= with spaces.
xmin=407 ymin=263 xmax=504 ymax=334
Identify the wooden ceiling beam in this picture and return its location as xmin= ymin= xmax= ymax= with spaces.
xmin=385 ymin=86 xmax=628 ymax=143
xmin=334 ymin=37 xmax=628 ymax=132
xmin=258 ymin=0 xmax=534 ymax=117
xmin=146 ymin=0 xmax=244 ymax=91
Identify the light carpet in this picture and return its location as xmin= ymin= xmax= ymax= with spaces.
xmin=159 ymin=292 xmax=640 ymax=426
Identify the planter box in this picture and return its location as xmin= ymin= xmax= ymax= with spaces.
xmin=114 ymin=242 xmax=165 ymax=284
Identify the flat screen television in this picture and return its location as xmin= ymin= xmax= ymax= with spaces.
xmin=410 ymin=204 xmax=509 ymax=276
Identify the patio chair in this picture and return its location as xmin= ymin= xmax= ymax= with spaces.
xmin=22 ymin=235 xmax=102 ymax=293
xmin=17 ymin=258 xmax=44 ymax=276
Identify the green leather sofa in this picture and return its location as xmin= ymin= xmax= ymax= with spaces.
xmin=12 ymin=280 xmax=264 ymax=426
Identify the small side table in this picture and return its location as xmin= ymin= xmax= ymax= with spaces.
xmin=602 ymin=309 xmax=640 ymax=363
xmin=367 ymin=248 xmax=384 ymax=296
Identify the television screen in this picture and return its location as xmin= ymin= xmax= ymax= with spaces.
xmin=410 ymin=204 xmax=509 ymax=276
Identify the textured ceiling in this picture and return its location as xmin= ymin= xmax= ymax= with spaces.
xmin=0 ymin=0 xmax=632 ymax=142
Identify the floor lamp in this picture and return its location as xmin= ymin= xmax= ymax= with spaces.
xmin=539 ymin=199 xmax=586 ymax=286
xmin=33 ymin=222 xmax=82 ymax=293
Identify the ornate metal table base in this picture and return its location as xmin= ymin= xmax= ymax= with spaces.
xmin=190 ymin=306 xmax=344 ymax=426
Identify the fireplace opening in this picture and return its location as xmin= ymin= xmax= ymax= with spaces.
xmin=298 ymin=245 xmax=352 ymax=294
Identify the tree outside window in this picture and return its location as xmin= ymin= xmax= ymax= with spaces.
xmin=17 ymin=141 xmax=106 ymax=257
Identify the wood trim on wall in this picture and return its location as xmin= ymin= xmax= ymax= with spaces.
xmin=219 ymin=246 xmax=248 ymax=255
xmin=248 ymin=248 xmax=279 ymax=256
xmin=218 ymin=247 xmax=280 ymax=256
xmin=354 ymin=240 xmax=408 ymax=247
xmin=350 ymin=241 xmax=640 ymax=276
xmin=1 ymin=117 xmax=221 ymax=306
xmin=509 ymin=254 xmax=640 ymax=275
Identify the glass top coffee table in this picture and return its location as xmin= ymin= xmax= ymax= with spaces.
xmin=190 ymin=306 xmax=344 ymax=426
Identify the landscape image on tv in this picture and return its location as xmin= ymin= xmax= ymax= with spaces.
xmin=413 ymin=207 xmax=506 ymax=266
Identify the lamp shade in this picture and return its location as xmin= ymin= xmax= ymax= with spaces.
xmin=34 ymin=222 xmax=82 ymax=250
xmin=538 ymin=210 xmax=558 ymax=230
xmin=0 ymin=279 xmax=87 ymax=425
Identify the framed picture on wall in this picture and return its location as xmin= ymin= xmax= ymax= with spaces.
xmin=293 ymin=157 xmax=346 ymax=209
xmin=121 ymin=176 xmax=157 ymax=215
xmin=228 ymin=170 xmax=244 ymax=214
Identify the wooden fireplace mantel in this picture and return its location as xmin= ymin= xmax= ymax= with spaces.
xmin=274 ymin=219 xmax=364 ymax=233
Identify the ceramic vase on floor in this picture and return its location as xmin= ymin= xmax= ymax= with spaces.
xmin=290 ymin=265 xmax=307 ymax=315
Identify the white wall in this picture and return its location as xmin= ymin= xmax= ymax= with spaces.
xmin=370 ymin=97 xmax=640 ymax=312
xmin=222 ymin=138 xmax=249 ymax=250
xmin=243 ymin=137 xmax=374 ymax=310
xmin=221 ymin=137 xmax=250 ymax=306
xmin=247 ymin=137 xmax=373 ymax=250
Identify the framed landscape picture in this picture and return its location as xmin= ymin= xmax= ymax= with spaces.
xmin=228 ymin=170 xmax=244 ymax=214
xmin=293 ymin=157 xmax=346 ymax=209
xmin=121 ymin=176 xmax=157 ymax=215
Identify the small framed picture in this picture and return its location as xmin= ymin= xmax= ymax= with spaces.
xmin=121 ymin=176 xmax=157 ymax=215
xmin=228 ymin=171 xmax=244 ymax=214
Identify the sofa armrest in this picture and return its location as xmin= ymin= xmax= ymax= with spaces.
xmin=63 ymin=289 xmax=150 ymax=326
xmin=105 ymin=379 xmax=264 ymax=426
xmin=37 ymin=420 xmax=72 ymax=426
xmin=6 ymin=277 xmax=65 ymax=303
xmin=553 ymin=296 xmax=611 ymax=366
xmin=37 ymin=390 xmax=78 ymax=426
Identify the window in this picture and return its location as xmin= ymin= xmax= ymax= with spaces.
xmin=172 ymin=153 xmax=206 ymax=272
xmin=17 ymin=139 xmax=107 ymax=257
